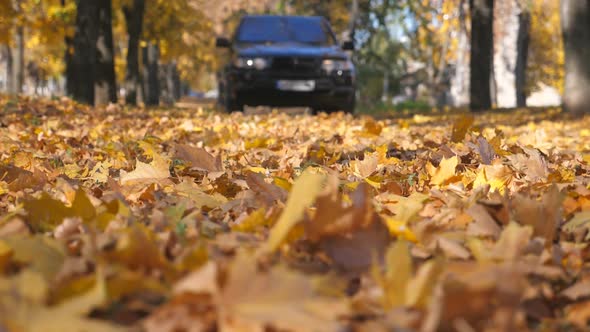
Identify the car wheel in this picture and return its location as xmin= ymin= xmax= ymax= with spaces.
xmin=341 ymin=104 xmax=355 ymax=114
xmin=224 ymin=98 xmax=244 ymax=113
xmin=340 ymin=97 xmax=356 ymax=114
xmin=222 ymin=88 xmax=243 ymax=113
xmin=311 ymin=107 xmax=333 ymax=115
xmin=323 ymin=104 xmax=355 ymax=115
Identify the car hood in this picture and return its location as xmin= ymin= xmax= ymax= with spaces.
xmin=236 ymin=43 xmax=346 ymax=59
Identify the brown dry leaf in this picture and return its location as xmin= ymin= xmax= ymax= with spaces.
xmin=23 ymin=193 xmax=74 ymax=232
xmin=174 ymin=179 xmax=228 ymax=209
xmin=405 ymin=257 xmax=444 ymax=309
xmin=491 ymin=222 xmax=533 ymax=261
xmin=7 ymin=167 xmax=47 ymax=192
xmin=321 ymin=219 xmax=391 ymax=272
xmin=561 ymin=280 xmax=590 ymax=301
xmin=0 ymin=164 xmax=31 ymax=183
xmin=563 ymin=210 xmax=590 ymax=241
xmin=219 ymin=253 xmax=348 ymax=332
xmin=120 ymin=155 xmax=170 ymax=184
xmin=103 ymin=224 xmax=170 ymax=273
xmin=0 ymin=271 xmax=126 ymax=332
xmin=436 ymin=237 xmax=470 ymax=260
xmin=565 ymin=301 xmax=590 ymax=329
xmin=54 ymin=217 xmax=82 ymax=240
xmin=70 ymin=188 xmax=97 ymax=221
xmin=23 ymin=189 xmax=97 ymax=233
xmin=306 ymin=183 xmax=391 ymax=271
xmin=507 ymin=147 xmax=548 ymax=182
xmin=512 ymin=185 xmax=563 ymax=244
xmin=0 ymin=218 xmax=30 ymax=237
xmin=475 ymin=136 xmax=496 ymax=165
xmin=466 ymin=204 xmax=502 ymax=238
xmin=438 ymin=263 xmax=527 ymax=331
xmin=352 ymin=154 xmax=379 ymax=178
xmin=451 ymin=114 xmax=474 ymax=142
xmin=173 ymin=261 xmax=219 ymax=295
xmin=2 ymin=236 xmax=65 ymax=281
xmin=0 ymin=241 xmax=12 ymax=272
xmin=245 ymin=171 xmax=287 ymax=205
xmin=306 ymin=181 xmax=373 ymax=240
xmin=175 ymin=144 xmax=222 ymax=172
xmin=143 ymin=293 xmax=217 ymax=332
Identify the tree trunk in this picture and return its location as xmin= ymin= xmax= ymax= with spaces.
xmin=348 ymin=0 xmax=359 ymax=41
xmin=160 ymin=63 xmax=171 ymax=105
xmin=159 ymin=62 xmax=180 ymax=105
xmin=69 ymin=0 xmax=99 ymax=104
xmin=515 ymin=11 xmax=530 ymax=108
xmin=62 ymin=0 xmax=75 ymax=99
xmin=14 ymin=25 xmax=24 ymax=94
xmin=167 ymin=61 xmax=181 ymax=101
xmin=94 ymin=0 xmax=117 ymax=106
xmin=123 ymin=0 xmax=145 ymax=105
xmin=143 ymin=42 xmax=159 ymax=106
xmin=493 ymin=0 xmax=518 ymax=108
xmin=64 ymin=35 xmax=75 ymax=98
xmin=561 ymin=0 xmax=590 ymax=114
xmin=469 ymin=0 xmax=494 ymax=111
xmin=450 ymin=0 xmax=470 ymax=107
xmin=2 ymin=45 xmax=13 ymax=94
xmin=381 ymin=71 xmax=389 ymax=103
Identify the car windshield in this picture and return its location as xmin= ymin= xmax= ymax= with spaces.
xmin=235 ymin=16 xmax=336 ymax=46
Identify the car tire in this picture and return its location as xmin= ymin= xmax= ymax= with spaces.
xmin=310 ymin=107 xmax=321 ymax=115
xmin=341 ymin=97 xmax=356 ymax=114
xmin=341 ymin=104 xmax=355 ymax=114
xmin=224 ymin=97 xmax=243 ymax=113
xmin=327 ymin=105 xmax=354 ymax=114
xmin=322 ymin=104 xmax=355 ymax=115
xmin=222 ymin=86 xmax=243 ymax=113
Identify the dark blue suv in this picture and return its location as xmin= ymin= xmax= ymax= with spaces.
xmin=215 ymin=15 xmax=356 ymax=113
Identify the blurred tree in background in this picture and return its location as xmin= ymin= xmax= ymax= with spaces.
xmin=561 ymin=0 xmax=590 ymax=115
xmin=527 ymin=0 xmax=563 ymax=95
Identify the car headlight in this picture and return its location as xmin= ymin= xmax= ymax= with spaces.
xmin=234 ymin=57 xmax=269 ymax=70
xmin=322 ymin=59 xmax=354 ymax=74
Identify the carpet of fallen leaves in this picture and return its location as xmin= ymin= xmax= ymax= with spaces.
xmin=1 ymin=96 xmax=590 ymax=332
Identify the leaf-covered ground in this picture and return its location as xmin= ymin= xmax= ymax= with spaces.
xmin=1 ymin=96 xmax=590 ymax=331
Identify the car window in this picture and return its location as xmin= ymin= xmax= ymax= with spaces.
xmin=235 ymin=17 xmax=336 ymax=46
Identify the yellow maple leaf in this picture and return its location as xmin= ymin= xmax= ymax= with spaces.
xmin=430 ymin=156 xmax=459 ymax=186
xmin=262 ymin=170 xmax=326 ymax=252
xmin=473 ymin=163 xmax=513 ymax=193
xmin=372 ymin=240 xmax=414 ymax=308
xmin=0 ymin=181 xmax=7 ymax=195
xmin=384 ymin=218 xmax=418 ymax=242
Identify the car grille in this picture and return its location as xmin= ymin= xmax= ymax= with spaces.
xmin=271 ymin=57 xmax=319 ymax=73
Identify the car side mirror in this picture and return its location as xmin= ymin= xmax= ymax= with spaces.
xmin=216 ymin=37 xmax=231 ymax=48
xmin=342 ymin=41 xmax=354 ymax=51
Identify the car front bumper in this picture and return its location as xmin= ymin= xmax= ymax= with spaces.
xmin=229 ymin=69 xmax=355 ymax=108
